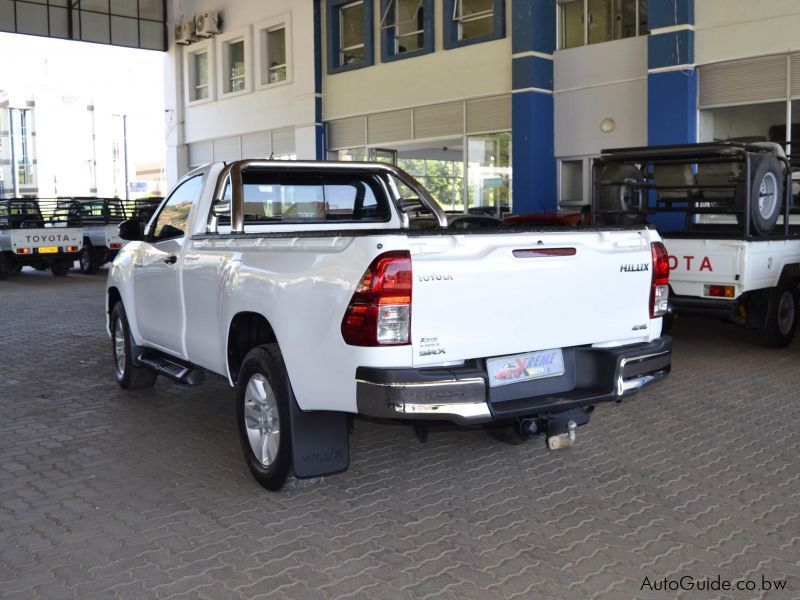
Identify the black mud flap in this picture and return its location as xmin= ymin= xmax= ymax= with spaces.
xmin=289 ymin=398 xmax=349 ymax=479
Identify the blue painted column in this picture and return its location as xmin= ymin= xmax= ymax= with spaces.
xmin=511 ymin=0 xmax=556 ymax=214
xmin=647 ymin=0 xmax=696 ymax=230
xmin=313 ymin=0 xmax=325 ymax=159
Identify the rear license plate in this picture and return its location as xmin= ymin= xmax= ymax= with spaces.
xmin=37 ymin=246 xmax=58 ymax=254
xmin=487 ymin=348 xmax=565 ymax=388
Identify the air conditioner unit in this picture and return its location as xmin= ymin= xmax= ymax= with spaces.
xmin=195 ymin=11 xmax=220 ymax=37
xmin=175 ymin=20 xmax=197 ymax=45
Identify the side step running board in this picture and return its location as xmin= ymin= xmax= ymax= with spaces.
xmin=136 ymin=352 xmax=205 ymax=386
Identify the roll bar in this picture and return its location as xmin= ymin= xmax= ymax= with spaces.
xmin=212 ymin=160 xmax=449 ymax=232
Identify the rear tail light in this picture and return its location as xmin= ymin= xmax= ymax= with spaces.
xmin=342 ymin=251 xmax=412 ymax=346
xmin=109 ymin=242 xmax=122 ymax=249
xmin=66 ymin=245 xmax=79 ymax=252
xmin=704 ymin=284 xmax=735 ymax=298
xmin=16 ymin=247 xmax=31 ymax=255
xmin=650 ymin=242 xmax=670 ymax=318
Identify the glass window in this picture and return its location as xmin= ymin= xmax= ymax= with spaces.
xmin=454 ymin=0 xmax=493 ymax=40
xmin=588 ymin=0 xmax=636 ymax=45
xmin=560 ymin=0 xmax=583 ymax=49
xmin=193 ymin=51 xmax=209 ymax=100
xmin=638 ymin=0 xmax=648 ymax=35
xmin=337 ymin=148 xmax=368 ymax=161
xmin=381 ymin=0 xmax=425 ymax=54
xmin=266 ymin=27 xmax=287 ymax=83
xmin=467 ymin=132 xmax=512 ymax=214
xmin=398 ymin=158 xmax=464 ymax=212
xmin=560 ymin=0 xmax=647 ymax=49
xmin=224 ymin=172 xmax=388 ymax=225
xmin=559 ymin=159 xmax=584 ymax=205
xmin=340 ymin=1 xmax=365 ymax=66
xmin=11 ymin=109 xmax=35 ymax=186
xmin=227 ymin=40 xmax=246 ymax=92
xmin=150 ymin=175 xmax=202 ymax=240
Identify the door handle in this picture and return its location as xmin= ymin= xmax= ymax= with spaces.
xmin=163 ymin=255 xmax=177 ymax=265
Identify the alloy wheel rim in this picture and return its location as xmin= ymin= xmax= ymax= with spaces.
xmin=113 ymin=318 xmax=126 ymax=376
xmin=777 ymin=291 xmax=795 ymax=336
xmin=758 ymin=172 xmax=778 ymax=219
xmin=243 ymin=373 xmax=280 ymax=467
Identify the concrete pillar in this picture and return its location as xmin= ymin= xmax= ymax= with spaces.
xmin=511 ymin=0 xmax=556 ymax=214
xmin=647 ymin=0 xmax=696 ymax=229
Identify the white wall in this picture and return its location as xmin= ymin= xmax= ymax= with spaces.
xmin=165 ymin=0 xmax=318 ymax=183
xmin=321 ymin=0 xmax=511 ymax=121
xmin=696 ymin=0 xmax=800 ymax=65
xmin=554 ymin=36 xmax=647 ymax=158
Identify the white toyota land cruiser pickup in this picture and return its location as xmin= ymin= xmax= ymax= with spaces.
xmin=106 ymin=160 xmax=672 ymax=491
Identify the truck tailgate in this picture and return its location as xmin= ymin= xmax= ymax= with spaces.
xmin=662 ymin=238 xmax=744 ymax=298
xmin=9 ymin=227 xmax=83 ymax=253
xmin=410 ymin=230 xmax=656 ymax=366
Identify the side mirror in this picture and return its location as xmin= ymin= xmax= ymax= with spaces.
xmin=118 ymin=217 xmax=145 ymax=241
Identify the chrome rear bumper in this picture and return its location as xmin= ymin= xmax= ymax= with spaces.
xmin=356 ymin=337 xmax=671 ymax=425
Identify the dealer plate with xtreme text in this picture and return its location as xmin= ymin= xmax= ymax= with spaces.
xmin=487 ymin=348 xmax=565 ymax=388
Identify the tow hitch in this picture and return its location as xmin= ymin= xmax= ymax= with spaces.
xmin=518 ymin=408 xmax=592 ymax=450
xmin=547 ymin=420 xmax=577 ymax=450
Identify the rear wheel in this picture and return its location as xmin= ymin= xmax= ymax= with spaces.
xmin=757 ymin=281 xmax=798 ymax=348
xmin=737 ymin=154 xmax=783 ymax=236
xmin=598 ymin=164 xmax=646 ymax=226
xmin=110 ymin=302 xmax=157 ymax=389
xmin=50 ymin=260 xmax=71 ymax=277
xmin=236 ymin=344 xmax=293 ymax=491
xmin=0 ymin=254 xmax=14 ymax=280
xmin=79 ymin=246 xmax=99 ymax=274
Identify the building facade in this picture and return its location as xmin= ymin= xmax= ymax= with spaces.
xmin=0 ymin=90 xmax=135 ymax=199
xmin=164 ymin=0 xmax=800 ymax=215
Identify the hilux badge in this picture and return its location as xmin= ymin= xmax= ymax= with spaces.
xmin=620 ymin=263 xmax=649 ymax=272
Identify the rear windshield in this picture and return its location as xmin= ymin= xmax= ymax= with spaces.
xmin=216 ymin=170 xmax=391 ymax=228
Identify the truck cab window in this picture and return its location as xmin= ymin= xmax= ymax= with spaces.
xmin=213 ymin=171 xmax=390 ymax=229
xmin=150 ymin=175 xmax=203 ymax=241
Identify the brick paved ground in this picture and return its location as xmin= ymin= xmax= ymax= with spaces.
xmin=1 ymin=267 xmax=799 ymax=599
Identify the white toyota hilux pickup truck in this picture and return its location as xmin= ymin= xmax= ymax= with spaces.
xmin=106 ymin=160 xmax=672 ymax=491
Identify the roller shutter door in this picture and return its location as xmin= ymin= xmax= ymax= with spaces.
xmin=272 ymin=127 xmax=295 ymax=157
xmin=187 ymin=140 xmax=213 ymax=167
xmin=466 ymin=95 xmax=511 ymax=134
xmin=328 ymin=117 xmax=367 ymax=150
xmin=367 ymin=110 xmax=412 ymax=144
xmin=699 ymin=55 xmax=788 ymax=108
xmin=413 ymin=102 xmax=463 ymax=139
xmin=241 ymin=131 xmax=271 ymax=159
xmin=213 ymin=136 xmax=241 ymax=162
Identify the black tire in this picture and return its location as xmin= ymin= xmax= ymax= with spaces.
xmin=757 ymin=281 xmax=798 ymax=348
xmin=110 ymin=302 xmax=157 ymax=389
xmin=79 ymin=246 xmax=99 ymax=274
xmin=598 ymin=163 xmax=646 ymax=226
xmin=236 ymin=344 xmax=293 ymax=491
xmin=736 ymin=154 xmax=783 ymax=237
xmin=50 ymin=261 xmax=71 ymax=277
xmin=0 ymin=254 xmax=15 ymax=280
